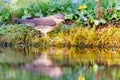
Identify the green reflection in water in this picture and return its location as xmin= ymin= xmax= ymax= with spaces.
xmin=0 ymin=47 xmax=120 ymax=80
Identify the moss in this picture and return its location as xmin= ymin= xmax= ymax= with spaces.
xmin=52 ymin=26 xmax=120 ymax=47
xmin=97 ymin=27 xmax=120 ymax=46
xmin=0 ymin=24 xmax=37 ymax=45
xmin=0 ymin=24 xmax=120 ymax=47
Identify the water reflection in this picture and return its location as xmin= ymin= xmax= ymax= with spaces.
xmin=0 ymin=47 xmax=120 ymax=80
xmin=25 ymin=52 xmax=63 ymax=78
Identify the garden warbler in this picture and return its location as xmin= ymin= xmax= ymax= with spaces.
xmin=13 ymin=13 xmax=65 ymax=38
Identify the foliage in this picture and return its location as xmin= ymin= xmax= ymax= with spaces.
xmin=0 ymin=0 xmax=120 ymax=47
xmin=49 ymin=26 xmax=120 ymax=47
xmin=0 ymin=24 xmax=50 ymax=46
xmin=0 ymin=24 xmax=120 ymax=47
xmin=0 ymin=5 xmax=13 ymax=25
xmin=0 ymin=24 xmax=36 ymax=45
xmin=0 ymin=0 xmax=119 ymax=26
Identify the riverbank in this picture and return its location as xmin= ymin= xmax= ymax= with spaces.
xmin=0 ymin=24 xmax=120 ymax=47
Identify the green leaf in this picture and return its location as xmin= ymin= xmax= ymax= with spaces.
xmin=111 ymin=14 xmax=117 ymax=19
xmin=34 ymin=13 xmax=43 ymax=17
xmin=0 ymin=16 xmax=2 ymax=21
xmin=24 ymin=9 xmax=28 ymax=15
xmin=65 ymin=13 xmax=74 ymax=19
xmin=99 ymin=19 xmax=107 ymax=24
xmin=79 ymin=14 xmax=87 ymax=21
xmin=94 ymin=20 xmax=99 ymax=25
xmin=22 ymin=14 xmax=32 ymax=19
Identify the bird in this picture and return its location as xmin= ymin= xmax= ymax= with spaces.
xmin=13 ymin=13 xmax=65 ymax=38
xmin=25 ymin=52 xmax=63 ymax=78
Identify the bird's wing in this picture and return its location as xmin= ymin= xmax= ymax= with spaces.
xmin=20 ymin=18 xmax=56 ymax=27
xmin=34 ymin=18 xmax=56 ymax=26
xmin=21 ymin=19 xmax=37 ymax=26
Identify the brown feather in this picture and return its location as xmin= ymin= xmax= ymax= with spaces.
xmin=18 ymin=17 xmax=56 ymax=27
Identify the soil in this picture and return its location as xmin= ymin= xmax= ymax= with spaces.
xmin=64 ymin=19 xmax=76 ymax=25
xmin=93 ymin=21 xmax=120 ymax=32
xmin=107 ymin=21 xmax=120 ymax=27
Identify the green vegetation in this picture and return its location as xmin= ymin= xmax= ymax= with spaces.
xmin=1 ymin=1 xmax=120 ymax=80
xmin=0 ymin=0 xmax=120 ymax=25
xmin=0 ymin=0 xmax=120 ymax=47
xmin=0 ymin=24 xmax=120 ymax=47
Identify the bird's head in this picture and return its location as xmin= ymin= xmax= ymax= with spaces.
xmin=52 ymin=13 xmax=65 ymax=23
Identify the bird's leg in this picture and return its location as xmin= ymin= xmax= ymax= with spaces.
xmin=44 ymin=33 xmax=54 ymax=42
xmin=37 ymin=31 xmax=42 ymax=37
xmin=44 ymin=33 xmax=49 ymax=38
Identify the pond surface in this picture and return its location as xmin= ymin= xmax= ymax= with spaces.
xmin=0 ymin=47 xmax=120 ymax=80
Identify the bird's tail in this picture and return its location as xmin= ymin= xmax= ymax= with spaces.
xmin=12 ymin=18 xmax=22 ymax=24
xmin=12 ymin=13 xmax=23 ymax=24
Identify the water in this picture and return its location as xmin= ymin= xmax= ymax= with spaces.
xmin=3 ymin=0 xmax=12 ymax=3
xmin=0 ymin=47 xmax=120 ymax=80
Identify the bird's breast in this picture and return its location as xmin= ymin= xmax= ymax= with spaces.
xmin=34 ymin=26 xmax=55 ymax=33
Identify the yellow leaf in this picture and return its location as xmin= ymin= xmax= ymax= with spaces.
xmin=79 ymin=5 xmax=87 ymax=10
xmin=78 ymin=76 xmax=85 ymax=80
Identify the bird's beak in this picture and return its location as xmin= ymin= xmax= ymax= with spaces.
xmin=62 ymin=19 xmax=65 ymax=22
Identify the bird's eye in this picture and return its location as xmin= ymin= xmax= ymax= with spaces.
xmin=57 ymin=17 xmax=60 ymax=19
